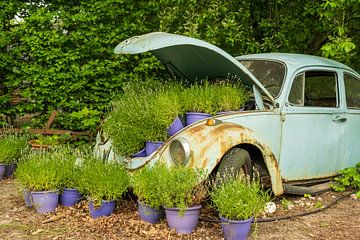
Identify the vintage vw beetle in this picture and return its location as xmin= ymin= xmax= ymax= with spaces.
xmin=95 ymin=32 xmax=360 ymax=196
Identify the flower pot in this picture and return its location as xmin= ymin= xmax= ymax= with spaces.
xmin=220 ymin=216 xmax=253 ymax=240
xmin=145 ymin=141 xmax=164 ymax=156
xmin=0 ymin=164 xmax=5 ymax=180
xmin=167 ymin=117 xmax=184 ymax=136
xmin=185 ymin=112 xmax=212 ymax=126
xmin=5 ymin=163 xmax=16 ymax=178
xmin=164 ymin=205 xmax=202 ymax=234
xmin=23 ymin=189 xmax=32 ymax=207
xmin=88 ymin=200 xmax=116 ymax=218
xmin=137 ymin=200 xmax=164 ymax=224
xmin=60 ymin=188 xmax=82 ymax=207
xmin=31 ymin=190 xmax=59 ymax=213
xmin=132 ymin=148 xmax=147 ymax=157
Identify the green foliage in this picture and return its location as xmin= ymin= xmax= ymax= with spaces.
xmin=15 ymin=150 xmax=64 ymax=191
xmin=104 ymin=80 xmax=248 ymax=156
xmin=30 ymin=134 xmax=60 ymax=145
xmin=0 ymin=1 xmax=165 ymax=131
xmin=211 ymin=179 xmax=270 ymax=220
xmin=0 ymin=134 xmax=28 ymax=164
xmin=331 ymin=162 xmax=360 ymax=192
xmin=103 ymin=79 xmax=184 ymax=156
xmin=131 ymin=164 xmax=167 ymax=209
xmin=181 ymin=81 xmax=249 ymax=114
xmin=55 ymin=146 xmax=81 ymax=189
xmin=156 ymin=165 xmax=206 ymax=211
xmin=280 ymin=198 xmax=292 ymax=210
xmin=77 ymin=157 xmax=130 ymax=205
xmin=1 ymin=0 xmax=360 ymax=132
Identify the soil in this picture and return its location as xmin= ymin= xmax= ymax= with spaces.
xmin=1 ymin=178 xmax=359 ymax=240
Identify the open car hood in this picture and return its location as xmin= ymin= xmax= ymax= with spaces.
xmin=114 ymin=32 xmax=274 ymax=102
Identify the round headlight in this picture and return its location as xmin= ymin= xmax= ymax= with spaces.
xmin=169 ymin=137 xmax=190 ymax=165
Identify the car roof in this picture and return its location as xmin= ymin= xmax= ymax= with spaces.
xmin=236 ymin=53 xmax=355 ymax=72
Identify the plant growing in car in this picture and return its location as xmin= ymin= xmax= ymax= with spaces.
xmin=77 ymin=157 xmax=130 ymax=206
xmin=181 ymin=80 xmax=249 ymax=114
xmin=104 ymin=79 xmax=184 ymax=156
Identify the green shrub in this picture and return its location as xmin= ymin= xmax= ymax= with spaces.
xmin=181 ymin=81 xmax=249 ymax=114
xmin=131 ymin=164 xmax=167 ymax=209
xmin=77 ymin=157 xmax=130 ymax=206
xmin=103 ymin=80 xmax=184 ymax=156
xmin=211 ymin=179 xmax=270 ymax=220
xmin=51 ymin=146 xmax=82 ymax=190
xmin=15 ymin=150 xmax=63 ymax=191
xmin=331 ymin=162 xmax=360 ymax=197
xmin=0 ymin=134 xmax=28 ymax=164
xmin=156 ymin=165 xmax=206 ymax=211
xmin=104 ymin=79 xmax=249 ymax=156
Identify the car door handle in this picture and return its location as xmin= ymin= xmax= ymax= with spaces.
xmin=332 ymin=114 xmax=347 ymax=122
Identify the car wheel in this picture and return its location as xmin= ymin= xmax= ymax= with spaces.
xmin=215 ymin=148 xmax=254 ymax=185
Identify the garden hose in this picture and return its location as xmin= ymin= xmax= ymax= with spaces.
xmin=199 ymin=191 xmax=355 ymax=223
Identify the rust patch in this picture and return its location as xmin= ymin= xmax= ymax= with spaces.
xmin=267 ymin=152 xmax=279 ymax=169
xmin=201 ymin=158 xmax=209 ymax=169
xmin=187 ymin=124 xmax=208 ymax=135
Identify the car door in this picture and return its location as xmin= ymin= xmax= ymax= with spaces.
xmin=342 ymin=72 xmax=360 ymax=169
xmin=279 ymin=67 xmax=346 ymax=181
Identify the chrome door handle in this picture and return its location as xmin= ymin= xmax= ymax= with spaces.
xmin=332 ymin=114 xmax=347 ymax=122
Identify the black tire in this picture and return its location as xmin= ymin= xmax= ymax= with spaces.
xmin=215 ymin=148 xmax=253 ymax=185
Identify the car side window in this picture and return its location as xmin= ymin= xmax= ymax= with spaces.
xmin=344 ymin=73 xmax=360 ymax=109
xmin=289 ymin=71 xmax=338 ymax=107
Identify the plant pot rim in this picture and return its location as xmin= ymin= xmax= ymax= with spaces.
xmin=219 ymin=215 xmax=254 ymax=223
xmin=63 ymin=187 xmax=80 ymax=191
xmin=136 ymin=199 xmax=161 ymax=209
xmin=145 ymin=140 xmax=164 ymax=144
xmin=89 ymin=199 xmax=115 ymax=203
xmin=185 ymin=112 xmax=212 ymax=116
xmin=164 ymin=205 xmax=202 ymax=211
xmin=31 ymin=190 xmax=59 ymax=194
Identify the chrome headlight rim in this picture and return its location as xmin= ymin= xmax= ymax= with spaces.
xmin=169 ymin=137 xmax=191 ymax=165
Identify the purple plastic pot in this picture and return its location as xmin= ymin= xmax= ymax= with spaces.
xmin=88 ymin=200 xmax=116 ymax=218
xmin=0 ymin=164 xmax=5 ymax=180
xmin=164 ymin=205 xmax=202 ymax=234
xmin=167 ymin=117 xmax=184 ymax=136
xmin=145 ymin=141 xmax=164 ymax=156
xmin=23 ymin=189 xmax=32 ymax=207
xmin=220 ymin=216 xmax=253 ymax=240
xmin=5 ymin=163 xmax=16 ymax=178
xmin=60 ymin=188 xmax=82 ymax=207
xmin=132 ymin=148 xmax=147 ymax=157
xmin=31 ymin=190 xmax=59 ymax=213
xmin=185 ymin=112 xmax=212 ymax=126
xmin=137 ymin=200 xmax=164 ymax=224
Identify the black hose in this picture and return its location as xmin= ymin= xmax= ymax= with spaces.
xmin=199 ymin=192 xmax=354 ymax=223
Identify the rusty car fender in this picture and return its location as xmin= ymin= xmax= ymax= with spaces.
xmin=158 ymin=121 xmax=284 ymax=195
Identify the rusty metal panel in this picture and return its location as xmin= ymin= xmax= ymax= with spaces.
xmin=151 ymin=114 xmax=284 ymax=195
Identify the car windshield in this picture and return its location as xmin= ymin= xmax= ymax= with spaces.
xmin=239 ymin=60 xmax=286 ymax=98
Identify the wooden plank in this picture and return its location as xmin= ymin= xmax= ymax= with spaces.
xmin=44 ymin=111 xmax=57 ymax=129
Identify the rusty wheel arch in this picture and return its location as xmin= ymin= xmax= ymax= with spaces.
xmin=210 ymin=143 xmax=276 ymax=192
